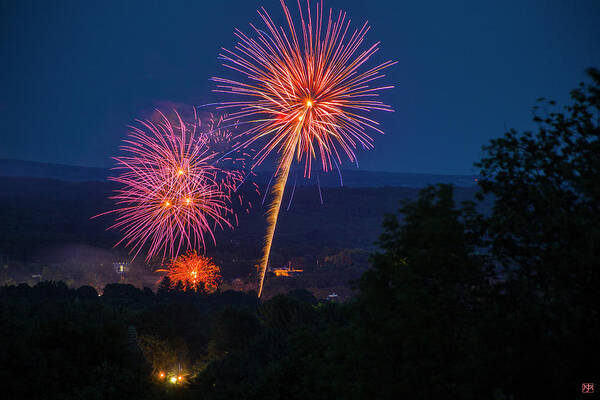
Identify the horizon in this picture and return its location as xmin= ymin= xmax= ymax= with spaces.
xmin=0 ymin=157 xmax=479 ymax=178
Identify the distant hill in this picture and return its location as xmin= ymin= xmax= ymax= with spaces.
xmin=0 ymin=176 xmax=485 ymax=264
xmin=255 ymin=169 xmax=478 ymax=188
xmin=0 ymin=159 xmax=108 ymax=182
xmin=0 ymin=159 xmax=477 ymax=187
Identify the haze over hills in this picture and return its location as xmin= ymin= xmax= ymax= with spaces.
xmin=0 ymin=159 xmax=484 ymax=296
xmin=0 ymin=174 xmax=486 ymax=297
xmin=0 ymin=159 xmax=478 ymax=187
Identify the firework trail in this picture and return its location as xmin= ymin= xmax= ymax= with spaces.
xmin=94 ymin=109 xmax=244 ymax=262
xmin=157 ymin=250 xmax=221 ymax=293
xmin=213 ymin=0 xmax=395 ymax=296
xmin=213 ymin=0 xmax=394 ymax=296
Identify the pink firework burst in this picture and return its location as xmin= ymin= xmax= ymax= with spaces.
xmin=96 ymin=109 xmax=244 ymax=261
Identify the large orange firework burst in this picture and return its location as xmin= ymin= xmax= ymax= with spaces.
xmin=159 ymin=250 xmax=221 ymax=293
xmin=95 ymin=110 xmax=244 ymax=261
xmin=213 ymin=0 xmax=395 ymax=296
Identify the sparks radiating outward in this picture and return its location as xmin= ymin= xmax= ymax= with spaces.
xmin=95 ymin=110 xmax=244 ymax=261
xmin=213 ymin=0 xmax=396 ymax=296
xmin=204 ymin=113 xmax=260 ymax=219
xmin=158 ymin=250 xmax=221 ymax=293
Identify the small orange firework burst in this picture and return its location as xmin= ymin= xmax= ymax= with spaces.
xmin=158 ymin=250 xmax=221 ymax=293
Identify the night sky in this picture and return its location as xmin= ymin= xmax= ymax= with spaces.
xmin=1 ymin=0 xmax=599 ymax=174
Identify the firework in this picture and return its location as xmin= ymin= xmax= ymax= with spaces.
xmin=204 ymin=113 xmax=239 ymax=155
xmin=158 ymin=250 xmax=221 ymax=293
xmin=203 ymin=113 xmax=260 ymax=218
xmin=95 ymin=109 xmax=243 ymax=261
xmin=213 ymin=0 xmax=395 ymax=296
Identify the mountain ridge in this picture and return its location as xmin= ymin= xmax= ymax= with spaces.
xmin=0 ymin=159 xmax=477 ymax=188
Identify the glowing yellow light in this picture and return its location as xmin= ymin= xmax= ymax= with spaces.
xmin=178 ymin=169 xmax=184 ymax=175
xmin=159 ymin=372 xmax=165 ymax=379
xmin=298 ymin=116 xmax=303 ymax=121
xmin=186 ymin=198 xmax=191 ymax=204
xmin=165 ymin=201 xmax=171 ymax=207
xmin=178 ymin=376 xmax=183 ymax=381
xmin=170 ymin=377 xmax=177 ymax=384
xmin=306 ymin=99 xmax=313 ymax=107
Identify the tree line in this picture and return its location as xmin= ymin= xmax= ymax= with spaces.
xmin=0 ymin=69 xmax=598 ymax=399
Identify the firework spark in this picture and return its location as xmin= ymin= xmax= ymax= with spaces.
xmin=158 ymin=250 xmax=221 ymax=293
xmin=203 ymin=113 xmax=260 ymax=218
xmin=95 ymin=109 xmax=243 ymax=261
xmin=213 ymin=0 xmax=395 ymax=296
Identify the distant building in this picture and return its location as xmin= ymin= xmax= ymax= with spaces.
xmin=113 ymin=261 xmax=130 ymax=280
xmin=269 ymin=262 xmax=303 ymax=277
xmin=231 ymin=278 xmax=245 ymax=291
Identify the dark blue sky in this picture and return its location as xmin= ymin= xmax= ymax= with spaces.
xmin=1 ymin=0 xmax=599 ymax=174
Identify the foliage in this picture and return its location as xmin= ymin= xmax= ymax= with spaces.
xmin=0 ymin=69 xmax=598 ymax=399
xmin=475 ymin=68 xmax=600 ymax=304
xmin=472 ymin=67 xmax=600 ymax=397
